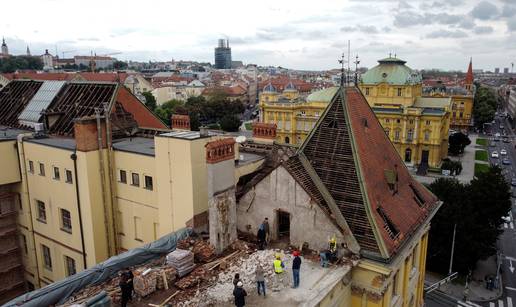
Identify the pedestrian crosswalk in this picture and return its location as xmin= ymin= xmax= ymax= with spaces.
xmin=486 ymin=297 xmax=513 ymax=307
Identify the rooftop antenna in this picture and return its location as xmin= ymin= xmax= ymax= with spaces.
xmin=354 ymin=54 xmax=360 ymax=86
xmin=338 ymin=52 xmax=346 ymax=87
xmin=347 ymin=40 xmax=351 ymax=86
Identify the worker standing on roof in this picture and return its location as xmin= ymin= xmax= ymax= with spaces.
xmin=292 ymin=250 xmax=302 ymax=288
xmin=272 ymin=253 xmax=285 ymax=291
xmin=329 ymin=235 xmax=337 ymax=261
xmin=233 ymin=281 xmax=247 ymax=307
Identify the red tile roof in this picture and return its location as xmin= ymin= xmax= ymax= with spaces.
xmin=79 ymin=72 xmax=129 ymax=83
xmin=115 ymin=86 xmax=167 ymax=129
xmin=258 ymin=77 xmax=313 ymax=92
xmin=3 ymin=72 xmax=76 ymax=81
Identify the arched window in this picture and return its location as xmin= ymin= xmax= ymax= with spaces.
xmin=407 ymin=129 xmax=414 ymax=142
xmin=285 ymin=136 xmax=290 ymax=144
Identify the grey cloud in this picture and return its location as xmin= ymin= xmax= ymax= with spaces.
xmin=474 ymin=26 xmax=494 ymax=34
xmin=340 ymin=25 xmax=380 ymax=34
xmin=394 ymin=12 xmax=470 ymax=28
xmin=471 ymin=1 xmax=499 ymax=20
xmin=501 ymin=4 xmax=516 ymax=17
xmin=426 ymin=29 xmax=468 ymax=38
xmin=420 ymin=0 xmax=463 ymax=10
xmin=398 ymin=0 xmax=413 ymax=9
xmin=508 ymin=18 xmax=516 ymax=31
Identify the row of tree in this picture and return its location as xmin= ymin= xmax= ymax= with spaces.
xmin=0 ymin=56 xmax=43 ymax=73
xmin=473 ymin=84 xmax=497 ymax=129
xmin=427 ymin=166 xmax=511 ymax=274
xmin=142 ymin=91 xmax=244 ymax=132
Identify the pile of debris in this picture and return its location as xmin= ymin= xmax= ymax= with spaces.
xmin=166 ymin=249 xmax=195 ymax=277
xmin=177 ymin=238 xmax=216 ymax=263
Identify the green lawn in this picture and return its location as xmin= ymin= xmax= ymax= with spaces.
xmin=476 ymin=138 xmax=487 ymax=146
xmin=475 ymin=150 xmax=488 ymax=161
xmin=474 ymin=163 xmax=490 ymax=177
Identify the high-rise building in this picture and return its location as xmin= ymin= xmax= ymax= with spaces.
xmin=214 ymin=39 xmax=232 ymax=69
xmin=495 ymin=68 xmax=500 ymax=74
xmin=504 ymin=67 xmax=510 ymax=74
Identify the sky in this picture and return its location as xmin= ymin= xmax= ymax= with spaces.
xmin=1 ymin=0 xmax=516 ymax=71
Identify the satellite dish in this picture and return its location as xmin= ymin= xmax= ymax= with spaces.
xmin=236 ymin=135 xmax=247 ymax=143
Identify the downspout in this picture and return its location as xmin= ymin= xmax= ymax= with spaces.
xmin=104 ymin=100 xmax=119 ymax=253
xmin=17 ymin=133 xmax=41 ymax=286
xmin=95 ymin=108 xmax=113 ymax=256
xmin=71 ymin=152 xmax=88 ymax=269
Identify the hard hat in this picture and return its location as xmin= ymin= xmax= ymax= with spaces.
xmin=275 ymin=253 xmax=281 ymax=259
xmin=237 ymin=281 xmax=243 ymax=287
xmin=293 ymin=251 xmax=300 ymax=256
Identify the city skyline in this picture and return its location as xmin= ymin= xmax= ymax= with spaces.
xmin=1 ymin=0 xmax=516 ymax=71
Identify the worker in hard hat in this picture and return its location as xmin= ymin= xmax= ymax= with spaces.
xmin=272 ymin=253 xmax=285 ymax=291
xmin=329 ymin=235 xmax=338 ymax=261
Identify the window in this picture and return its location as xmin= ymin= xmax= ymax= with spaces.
xmin=424 ymin=131 xmax=430 ymax=141
xmin=53 ymin=167 xmax=60 ymax=180
xmin=397 ymin=88 xmax=402 ymax=96
xmin=134 ymin=216 xmax=142 ymax=241
xmin=153 ymin=223 xmax=159 ymax=240
xmin=65 ymin=170 xmax=73 ymax=183
xmin=385 ymin=118 xmax=390 ymax=123
xmin=144 ymin=175 xmax=153 ymax=190
xmin=425 ymin=120 xmax=430 ymax=125
xmin=394 ymin=130 xmax=400 ymax=140
xmin=42 ymin=244 xmax=52 ymax=270
xmin=459 ymin=112 xmax=463 ymax=118
xmin=315 ymin=111 xmax=319 ymax=117
xmin=396 ymin=119 xmax=400 ymax=123
xmin=453 ymin=112 xmax=456 ymax=118
xmin=21 ymin=234 xmax=28 ymax=254
xmin=131 ymin=173 xmax=140 ymax=186
xmin=39 ymin=163 xmax=45 ymax=176
xmin=385 ymin=128 xmax=390 ymax=137
xmin=407 ymin=129 xmax=414 ymax=141
xmin=28 ymin=161 xmax=34 ymax=173
xmin=119 ymin=170 xmax=127 ymax=183
xmin=365 ymin=87 xmax=370 ymax=95
xmin=409 ymin=119 xmax=414 ymax=124
xmin=65 ymin=256 xmax=76 ymax=276
xmin=60 ymin=209 xmax=72 ymax=233
xmin=37 ymin=200 xmax=46 ymax=222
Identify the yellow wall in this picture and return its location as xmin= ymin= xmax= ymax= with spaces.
xmin=450 ymin=95 xmax=474 ymax=129
xmin=113 ymin=150 xmax=159 ymax=250
xmin=0 ymin=140 xmax=21 ymax=184
xmin=360 ymin=84 xmax=422 ymax=107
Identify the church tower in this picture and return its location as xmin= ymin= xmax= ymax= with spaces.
xmin=465 ymin=58 xmax=473 ymax=92
xmin=1 ymin=37 xmax=8 ymax=56
xmin=26 ymin=45 xmax=31 ymax=56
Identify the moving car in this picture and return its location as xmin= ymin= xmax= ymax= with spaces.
xmin=490 ymin=142 xmax=496 ymax=147
xmin=504 ymin=137 xmax=511 ymax=143
xmin=503 ymin=158 xmax=511 ymax=165
xmin=494 ymin=137 xmax=501 ymax=142
xmin=491 ymin=151 xmax=499 ymax=158
xmin=501 ymin=149 xmax=508 ymax=155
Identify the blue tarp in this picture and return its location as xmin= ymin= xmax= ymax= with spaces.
xmin=4 ymin=228 xmax=192 ymax=307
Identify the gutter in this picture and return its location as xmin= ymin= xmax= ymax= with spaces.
xmin=70 ymin=152 xmax=88 ymax=270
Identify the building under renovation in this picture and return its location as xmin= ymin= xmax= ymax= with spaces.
xmin=0 ymin=78 xmax=440 ymax=306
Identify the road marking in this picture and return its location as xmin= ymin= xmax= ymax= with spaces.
xmin=500 ymin=299 xmax=505 ymax=307
xmin=508 ymin=297 xmax=513 ymax=307
xmin=507 ymin=286 xmax=516 ymax=291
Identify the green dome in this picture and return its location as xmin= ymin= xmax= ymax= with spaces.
xmin=361 ymin=57 xmax=422 ymax=85
xmin=306 ymin=86 xmax=339 ymax=102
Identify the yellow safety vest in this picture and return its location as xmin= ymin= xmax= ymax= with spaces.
xmin=273 ymin=259 xmax=283 ymax=273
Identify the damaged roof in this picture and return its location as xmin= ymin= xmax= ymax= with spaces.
xmin=0 ymin=80 xmax=167 ymax=137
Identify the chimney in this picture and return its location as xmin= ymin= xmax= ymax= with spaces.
xmin=171 ymin=114 xmax=191 ymax=131
xmin=74 ymin=116 xmax=107 ymax=152
xmin=205 ymin=137 xmax=238 ymax=254
xmin=252 ymin=122 xmax=277 ymax=141
xmin=199 ymin=126 xmax=209 ymax=137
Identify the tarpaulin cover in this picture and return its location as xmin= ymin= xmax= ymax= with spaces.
xmin=4 ymin=228 xmax=192 ymax=307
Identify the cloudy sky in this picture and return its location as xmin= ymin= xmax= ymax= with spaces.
xmin=1 ymin=0 xmax=515 ymax=71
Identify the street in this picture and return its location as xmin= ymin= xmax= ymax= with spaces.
xmin=481 ymin=113 xmax=516 ymax=307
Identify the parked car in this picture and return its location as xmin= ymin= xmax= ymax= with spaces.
xmin=494 ymin=137 xmax=501 ymax=142
xmin=501 ymin=149 xmax=508 ymax=155
xmin=503 ymin=159 xmax=511 ymax=165
xmin=490 ymin=142 xmax=497 ymax=147
xmin=511 ymin=178 xmax=516 ymax=187
xmin=500 ymin=124 xmax=505 ymax=129
xmin=504 ymin=137 xmax=511 ymax=143
xmin=492 ymin=151 xmax=499 ymax=158
xmin=495 ymin=133 xmax=501 ymax=137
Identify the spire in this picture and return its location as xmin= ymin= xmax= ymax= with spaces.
xmin=465 ymin=57 xmax=473 ymax=85
xmin=1 ymin=37 xmax=5 ymax=46
xmin=26 ymin=45 xmax=31 ymax=56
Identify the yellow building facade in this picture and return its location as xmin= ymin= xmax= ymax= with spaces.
xmin=359 ymin=57 xmax=452 ymax=168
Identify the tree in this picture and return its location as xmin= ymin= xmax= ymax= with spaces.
xmin=448 ymin=132 xmax=471 ymax=155
xmin=219 ymin=114 xmax=241 ymax=132
xmin=0 ymin=55 xmax=43 ymax=73
xmin=141 ymin=92 xmax=157 ymax=111
xmin=427 ymin=167 xmax=511 ymax=274
xmin=473 ymin=86 xmax=497 ymax=129
xmin=113 ymin=61 xmax=128 ymax=70
xmin=154 ymin=99 xmax=184 ymax=125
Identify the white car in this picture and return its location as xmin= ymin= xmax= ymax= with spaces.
xmin=492 ymin=151 xmax=499 ymax=158
xmin=501 ymin=149 xmax=508 ymax=155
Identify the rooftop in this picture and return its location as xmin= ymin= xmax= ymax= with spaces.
xmin=25 ymin=136 xmax=76 ymax=151
xmin=159 ymin=130 xmax=218 ymax=140
xmin=361 ymin=56 xmax=422 ymax=85
xmin=413 ymin=96 xmax=452 ymax=109
xmin=112 ymin=137 xmax=156 ymax=156
xmin=0 ymin=126 xmax=28 ymax=141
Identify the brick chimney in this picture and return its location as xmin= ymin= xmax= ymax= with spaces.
xmin=205 ymin=137 xmax=238 ymax=254
xmin=74 ymin=116 xmax=107 ymax=152
xmin=252 ymin=122 xmax=277 ymax=140
xmin=205 ymin=138 xmax=236 ymax=164
xmin=171 ymin=114 xmax=191 ymax=131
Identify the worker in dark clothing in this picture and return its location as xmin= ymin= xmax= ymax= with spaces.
xmin=257 ymin=227 xmax=266 ymax=250
xmin=119 ymin=270 xmax=134 ymax=307
xmin=292 ymin=250 xmax=302 ymax=288
xmin=233 ymin=281 xmax=247 ymax=307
